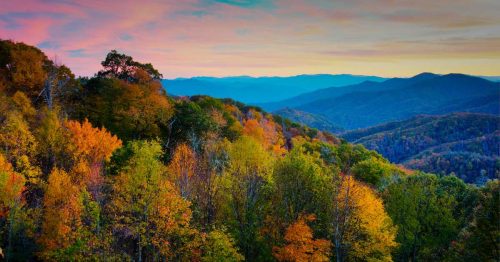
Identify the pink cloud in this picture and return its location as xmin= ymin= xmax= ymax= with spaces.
xmin=1 ymin=0 xmax=499 ymax=77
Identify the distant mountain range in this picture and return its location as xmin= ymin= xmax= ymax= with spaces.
xmin=162 ymin=74 xmax=387 ymax=103
xmin=266 ymin=73 xmax=500 ymax=130
xmin=342 ymin=113 xmax=500 ymax=184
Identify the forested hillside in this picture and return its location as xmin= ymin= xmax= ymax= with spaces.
xmin=266 ymin=73 xmax=500 ymax=130
xmin=0 ymin=40 xmax=498 ymax=261
xmin=274 ymin=108 xmax=344 ymax=134
xmin=343 ymin=113 xmax=500 ymax=184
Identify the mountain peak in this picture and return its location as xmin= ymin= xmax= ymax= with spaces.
xmin=411 ymin=72 xmax=440 ymax=81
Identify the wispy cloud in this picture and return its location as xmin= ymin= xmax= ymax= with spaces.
xmin=1 ymin=0 xmax=499 ymax=77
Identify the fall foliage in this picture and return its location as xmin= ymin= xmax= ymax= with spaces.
xmin=273 ymin=215 xmax=331 ymax=262
xmin=0 ymin=41 xmax=497 ymax=261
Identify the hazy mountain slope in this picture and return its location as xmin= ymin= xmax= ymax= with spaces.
xmin=478 ymin=76 xmax=500 ymax=82
xmin=274 ymin=108 xmax=345 ymax=134
xmin=342 ymin=113 xmax=500 ymax=183
xmin=293 ymin=74 xmax=499 ymax=129
xmin=162 ymin=74 xmax=386 ymax=104
xmin=261 ymin=72 xmax=439 ymax=111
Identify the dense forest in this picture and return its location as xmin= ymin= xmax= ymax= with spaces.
xmin=0 ymin=40 xmax=498 ymax=261
xmin=343 ymin=113 xmax=500 ymax=184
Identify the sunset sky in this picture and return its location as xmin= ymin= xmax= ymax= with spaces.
xmin=1 ymin=0 xmax=499 ymax=78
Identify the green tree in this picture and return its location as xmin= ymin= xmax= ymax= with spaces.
xmin=78 ymin=76 xmax=172 ymax=141
xmin=384 ymin=173 xmax=459 ymax=261
xmin=201 ymin=229 xmax=244 ymax=262
xmin=220 ymin=136 xmax=274 ymax=260
xmin=98 ymin=50 xmax=162 ymax=81
xmin=272 ymin=147 xmax=333 ymax=234
xmin=446 ymin=180 xmax=499 ymax=261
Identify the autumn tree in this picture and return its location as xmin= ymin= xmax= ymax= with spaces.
xmin=35 ymin=108 xmax=68 ymax=175
xmin=0 ymin=40 xmax=49 ymax=98
xmin=168 ymin=143 xmax=196 ymax=199
xmin=221 ymin=136 xmax=274 ymax=259
xmin=109 ymin=140 xmax=196 ymax=261
xmin=331 ymin=175 xmax=397 ymax=261
xmin=40 ymin=63 xmax=75 ymax=110
xmin=77 ymin=52 xmax=172 ymax=141
xmin=39 ymin=168 xmax=83 ymax=260
xmin=271 ymin=147 xmax=333 ymax=233
xmin=65 ymin=119 xmax=121 ymax=194
xmin=0 ymin=154 xmax=26 ymax=259
xmin=273 ymin=215 xmax=331 ymax=262
xmin=0 ymin=112 xmax=37 ymax=164
xmin=243 ymin=119 xmax=265 ymax=144
xmin=201 ymin=229 xmax=244 ymax=262
xmin=190 ymin=139 xmax=231 ymax=228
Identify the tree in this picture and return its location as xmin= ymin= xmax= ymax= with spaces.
xmin=243 ymin=119 xmax=265 ymax=144
xmin=0 ymin=111 xmax=37 ymax=164
xmin=40 ymin=63 xmax=75 ymax=110
xmin=331 ymin=175 xmax=397 ymax=261
xmin=0 ymin=40 xmax=49 ymax=98
xmin=109 ymin=141 xmax=195 ymax=261
xmin=168 ymin=143 xmax=196 ymax=199
xmin=0 ymin=153 xmax=27 ymax=261
xmin=351 ymin=157 xmax=400 ymax=187
xmin=272 ymin=147 xmax=333 ymax=232
xmin=0 ymin=154 xmax=25 ymax=214
xmin=446 ymin=180 xmax=499 ymax=261
xmin=78 ymin=76 xmax=173 ymax=141
xmin=384 ymin=174 xmax=459 ymax=261
xmin=65 ymin=118 xmax=122 ymax=164
xmin=273 ymin=215 xmax=331 ymax=262
xmin=190 ymin=139 xmax=231 ymax=228
xmin=201 ymin=229 xmax=244 ymax=262
xmin=35 ymin=108 xmax=68 ymax=175
xmin=169 ymin=100 xmax=216 ymax=151
xmin=39 ymin=168 xmax=83 ymax=260
xmin=98 ymin=50 xmax=162 ymax=81
xmin=222 ymin=136 xmax=274 ymax=259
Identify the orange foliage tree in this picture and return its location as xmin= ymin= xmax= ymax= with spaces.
xmin=243 ymin=119 xmax=265 ymax=144
xmin=39 ymin=168 xmax=83 ymax=258
xmin=65 ymin=119 xmax=121 ymax=197
xmin=273 ymin=214 xmax=331 ymax=262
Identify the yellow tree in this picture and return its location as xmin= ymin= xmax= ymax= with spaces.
xmin=35 ymin=108 xmax=67 ymax=175
xmin=0 ymin=112 xmax=37 ymax=164
xmin=110 ymin=141 xmax=196 ymax=261
xmin=332 ymin=175 xmax=397 ymax=261
xmin=168 ymin=143 xmax=196 ymax=199
xmin=273 ymin=215 xmax=332 ymax=262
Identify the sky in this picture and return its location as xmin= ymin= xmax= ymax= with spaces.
xmin=1 ymin=0 xmax=499 ymax=78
